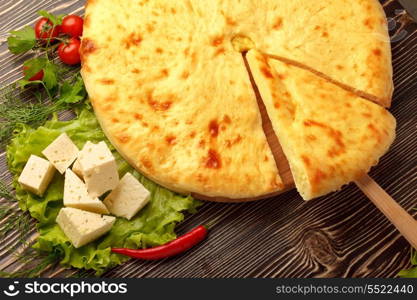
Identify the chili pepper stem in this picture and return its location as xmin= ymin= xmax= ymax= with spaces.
xmin=202 ymin=214 xmax=225 ymax=230
xmin=203 ymin=220 xmax=217 ymax=230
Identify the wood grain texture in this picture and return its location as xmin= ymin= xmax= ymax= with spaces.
xmin=0 ymin=0 xmax=416 ymax=278
xmin=355 ymin=174 xmax=417 ymax=250
xmin=242 ymin=53 xmax=294 ymax=187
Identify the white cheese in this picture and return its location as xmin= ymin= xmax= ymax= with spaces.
xmin=72 ymin=141 xmax=95 ymax=179
xmin=18 ymin=155 xmax=56 ymax=196
xmin=78 ymin=141 xmax=119 ymax=198
xmin=42 ymin=133 xmax=79 ymax=174
xmin=56 ymin=207 xmax=115 ymax=248
xmin=71 ymin=158 xmax=83 ymax=179
xmin=103 ymin=172 xmax=150 ymax=220
xmin=64 ymin=169 xmax=109 ymax=214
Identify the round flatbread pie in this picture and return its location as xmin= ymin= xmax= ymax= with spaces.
xmin=81 ymin=0 xmax=395 ymax=200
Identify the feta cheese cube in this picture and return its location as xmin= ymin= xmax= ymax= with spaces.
xmin=64 ymin=169 xmax=109 ymax=214
xmin=71 ymin=158 xmax=83 ymax=179
xmin=78 ymin=141 xmax=119 ymax=197
xmin=56 ymin=207 xmax=115 ymax=248
xmin=73 ymin=141 xmax=94 ymax=179
xmin=104 ymin=172 xmax=150 ymax=220
xmin=18 ymin=155 xmax=56 ymax=196
xmin=42 ymin=133 xmax=79 ymax=174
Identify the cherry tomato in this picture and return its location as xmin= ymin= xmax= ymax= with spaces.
xmin=34 ymin=17 xmax=60 ymax=41
xmin=23 ymin=66 xmax=44 ymax=81
xmin=58 ymin=37 xmax=81 ymax=65
xmin=60 ymin=15 xmax=84 ymax=38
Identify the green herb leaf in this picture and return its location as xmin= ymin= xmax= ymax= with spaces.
xmin=19 ymin=59 xmax=59 ymax=96
xmin=43 ymin=61 xmax=59 ymax=90
xmin=7 ymin=26 xmax=36 ymax=54
xmin=398 ymin=267 xmax=417 ymax=278
xmin=59 ymin=75 xmax=86 ymax=104
xmin=23 ymin=57 xmax=48 ymax=80
xmin=38 ymin=10 xmax=65 ymax=26
xmin=398 ymin=247 xmax=417 ymax=278
xmin=18 ymin=57 xmax=49 ymax=91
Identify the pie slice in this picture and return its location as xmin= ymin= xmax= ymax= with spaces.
xmin=247 ymin=0 xmax=393 ymax=107
xmin=246 ymin=50 xmax=396 ymax=200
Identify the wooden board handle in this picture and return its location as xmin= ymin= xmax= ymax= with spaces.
xmin=355 ymin=174 xmax=417 ymax=249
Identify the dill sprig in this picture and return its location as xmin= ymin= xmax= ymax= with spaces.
xmin=0 ymin=180 xmax=62 ymax=277
xmin=0 ymin=180 xmax=32 ymax=250
xmin=0 ymin=72 xmax=85 ymax=149
xmin=0 ymin=178 xmax=15 ymax=200
xmin=0 ymin=249 xmax=61 ymax=278
xmin=0 ymin=85 xmax=64 ymax=148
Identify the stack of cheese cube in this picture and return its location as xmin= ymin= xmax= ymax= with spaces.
xmin=18 ymin=133 xmax=151 ymax=248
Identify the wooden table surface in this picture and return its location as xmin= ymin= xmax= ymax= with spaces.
xmin=0 ymin=0 xmax=416 ymax=278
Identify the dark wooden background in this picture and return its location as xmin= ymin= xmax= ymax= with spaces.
xmin=0 ymin=0 xmax=416 ymax=278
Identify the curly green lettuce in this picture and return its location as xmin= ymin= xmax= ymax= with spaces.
xmin=6 ymin=108 xmax=201 ymax=275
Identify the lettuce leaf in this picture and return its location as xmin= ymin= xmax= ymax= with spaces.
xmin=7 ymin=108 xmax=201 ymax=275
xmin=398 ymin=249 xmax=417 ymax=278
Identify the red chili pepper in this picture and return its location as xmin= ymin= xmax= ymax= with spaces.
xmin=111 ymin=225 xmax=208 ymax=260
